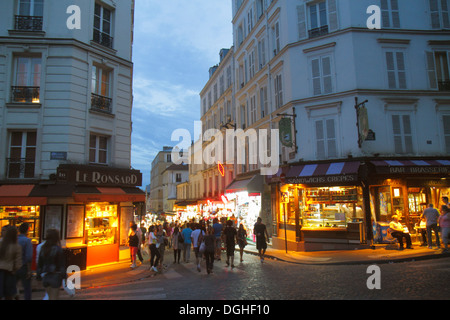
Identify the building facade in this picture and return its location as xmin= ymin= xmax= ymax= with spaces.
xmin=230 ymin=0 xmax=450 ymax=251
xmin=0 ymin=0 xmax=143 ymax=268
xmin=148 ymin=146 xmax=174 ymax=213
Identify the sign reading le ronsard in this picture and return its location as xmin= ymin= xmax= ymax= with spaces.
xmin=57 ymin=165 xmax=142 ymax=187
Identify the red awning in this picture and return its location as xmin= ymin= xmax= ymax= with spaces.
xmin=73 ymin=187 xmax=145 ymax=202
xmin=0 ymin=185 xmax=47 ymax=205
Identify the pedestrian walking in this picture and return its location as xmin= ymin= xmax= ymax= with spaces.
xmin=212 ymin=218 xmax=223 ymax=261
xmin=439 ymin=205 xmax=450 ymax=253
xmin=421 ymin=204 xmax=441 ymax=249
xmin=222 ymin=220 xmax=237 ymax=268
xmin=37 ymin=229 xmax=66 ymax=300
xmin=191 ymin=223 xmax=205 ymax=272
xmin=0 ymin=225 xmax=22 ymax=300
xmin=16 ymin=222 xmax=32 ymax=300
xmin=147 ymin=225 xmax=161 ymax=272
xmin=181 ymin=223 xmax=192 ymax=263
xmin=254 ymin=217 xmax=269 ymax=262
xmin=203 ymin=226 xmax=216 ymax=274
xmin=157 ymin=225 xmax=168 ymax=270
xmin=237 ymin=223 xmax=248 ymax=263
xmin=128 ymin=224 xmax=139 ymax=269
xmin=171 ymin=227 xmax=183 ymax=264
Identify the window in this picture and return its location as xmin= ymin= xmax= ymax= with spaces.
xmin=274 ymin=74 xmax=283 ymax=109
xmin=249 ymin=95 xmax=257 ymax=125
xmin=381 ymin=0 xmax=400 ymax=28
xmin=7 ymin=131 xmax=36 ymax=179
xmin=391 ymin=114 xmax=413 ymax=154
xmin=258 ymin=37 xmax=266 ymax=70
xmin=311 ymin=55 xmax=333 ymax=95
xmin=429 ymin=0 xmax=450 ymax=29
xmin=89 ymin=134 xmax=108 ymax=164
xmin=260 ymin=86 xmax=268 ymax=119
xmin=272 ymin=21 xmax=280 ymax=56
xmin=176 ymin=173 xmax=182 ymax=183
xmin=93 ymin=3 xmax=113 ymax=48
xmin=16 ymin=0 xmax=44 ymax=31
xmin=443 ymin=115 xmax=450 ymax=153
xmin=91 ymin=65 xmax=112 ymax=113
xmin=12 ymin=56 xmax=41 ymax=103
xmin=309 ymin=1 xmax=328 ymax=38
xmin=240 ymin=105 xmax=246 ymax=129
xmin=249 ymin=49 xmax=255 ymax=79
xmin=426 ymin=51 xmax=450 ymax=91
xmin=315 ymin=118 xmax=337 ymax=159
xmin=385 ymin=51 xmax=407 ymax=89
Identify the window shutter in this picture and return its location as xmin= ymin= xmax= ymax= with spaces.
xmin=386 ymin=52 xmax=397 ymax=89
xmin=327 ymin=0 xmax=338 ymax=32
xmin=392 ymin=115 xmax=403 ymax=153
xmin=442 ymin=0 xmax=450 ymax=28
xmin=391 ymin=0 xmax=401 ymax=28
xmin=443 ymin=115 xmax=450 ymax=152
xmin=297 ymin=5 xmax=307 ymax=40
xmin=402 ymin=115 xmax=414 ymax=153
xmin=425 ymin=51 xmax=438 ymax=89
xmin=396 ymin=52 xmax=407 ymax=89
xmin=312 ymin=58 xmax=321 ymax=95
xmin=381 ymin=0 xmax=390 ymax=28
xmin=326 ymin=119 xmax=337 ymax=158
xmin=430 ymin=0 xmax=441 ymax=29
xmin=315 ymin=120 xmax=325 ymax=159
xmin=322 ymin=56 xmax=332 ymax=94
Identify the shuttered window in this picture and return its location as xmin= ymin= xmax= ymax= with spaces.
xmin=315 ymin=118 xmax=337 ymax=159
xmin=444 ymin=115 xmax=450 ymax=153
xmin=381 ymin=0 xmax=400 ymax=28
xmin=429 ymin=0 xmax=450 ymax=29
xmin=392 ymin=114 xmax=413 ymax=154
xmin=385 ymin=51 xmax=407 ymax=89
xmin=311 ymin=55 xmax=333 ymax=96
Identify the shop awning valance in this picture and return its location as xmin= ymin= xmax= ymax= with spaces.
xmin=0 ymin=184 xmax=47 ymax=205
xmin=370 ymin=159 xmax=450 ymax=175
xmin=286 ymin=161 xmax=360 ymax=185
xmin=225 ymin=174 xmax=264 ymax=194
xmin=72 ymin=186 xmax=145 ymax=202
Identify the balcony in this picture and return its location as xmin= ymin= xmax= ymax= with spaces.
xmin=91 ymin=93 xmax=112 ymax=114
xmin=14 ymin=15 xmax=43 ymax=32
xmin=11 ymin=86 xmax=40 ymax=103
xmin=6 ymin=158 xmax=35 ymax=179
xmin=438 ymin=80 xmax=450 ymax=91
xmin=93 ymin=29 xmax=114 ymax=49
xmin=308 ymin=25 xmax=329 ymax=39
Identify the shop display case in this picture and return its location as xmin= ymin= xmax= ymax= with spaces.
xmin=84 ymin=203 xmax=118 ymax=246
xmin=0 ymin=206 xmax=40 ymax=242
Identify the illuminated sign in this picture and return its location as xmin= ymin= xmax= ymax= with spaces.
xmin=218 ymin=161 xmax=225 ymax=177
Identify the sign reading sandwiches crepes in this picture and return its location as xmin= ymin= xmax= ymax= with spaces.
xmin=57 ymin=164 xmax=142 ymax=187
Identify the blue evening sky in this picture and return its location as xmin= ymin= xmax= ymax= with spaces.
xmin=131 ymin=1 xmax=233 ymax=188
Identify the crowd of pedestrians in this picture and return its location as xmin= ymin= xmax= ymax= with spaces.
xmin=127 ymin=217 xmax=270 ymax=276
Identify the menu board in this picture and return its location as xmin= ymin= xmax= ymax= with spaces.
xmin=43 ymin=205 xmax=63 ymax=238
xmin=66 ymin=205 xmax=84 ymax=238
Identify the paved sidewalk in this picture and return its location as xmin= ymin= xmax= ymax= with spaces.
xmin=27 ymin=241 xmax=449 ymax=299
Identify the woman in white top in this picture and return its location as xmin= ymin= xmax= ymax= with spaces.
xmin=147 ymin=226 xmax=160 ymax=272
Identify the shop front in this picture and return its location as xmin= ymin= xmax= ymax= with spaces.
xmin=225 ymin=174 xmax=264 ymax=238
xmin=272 ymin=161 xmax=367 ymax=251
xmin=368 ymin=159 xmax=450 ymax=243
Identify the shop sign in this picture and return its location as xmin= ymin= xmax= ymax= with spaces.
xmin=286 ymin=174 xmax=358 ymax=185
xmin=377 ymin=166 xmax=449 ymax=175
xmin=57 ymin=165 xmax=142 ymax=187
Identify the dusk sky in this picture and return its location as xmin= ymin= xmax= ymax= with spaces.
xmin=131 ymin=0 xmax=233 ymax=189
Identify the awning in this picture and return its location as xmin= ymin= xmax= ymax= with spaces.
xmin=0 ymin=185 xmax=47 ymax=205
xmin=225 ymin=174 xmax=265 ymax=194
xmin=286 ymin=161 xmax=360 ymax=186
xmin=370 ymin=159 xmax=450 ymax=175
xmin=73 ymin=186 xmax=145 ymax=202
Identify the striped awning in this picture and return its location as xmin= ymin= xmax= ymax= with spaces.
xmin=370 ymin=159 xmax=450 ymax=175
xmin=286 ymin=162 xmax=360 ymax=185
xmin=72 ymin=186 xmax=145 ymax=202
xmin=0 ymin=185 xmax=47 ymax=205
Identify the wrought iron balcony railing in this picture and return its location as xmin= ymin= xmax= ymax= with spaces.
xmin=438 ymin=80 xmax=450 ymax=91
xmin=15 ymin=15 xmax=43 ymax=32
xmin=11 ymin=86 xmax=40 ymax=103
xmin=93 ymin=29 xmax=114 ymax=49
xmin=6 ymin=158 xmax=36 ymax=179
xmin=91 ymin=93 xmax=113 ymax=113
xmin=308 ymin=25 xmax=329 ymax=39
